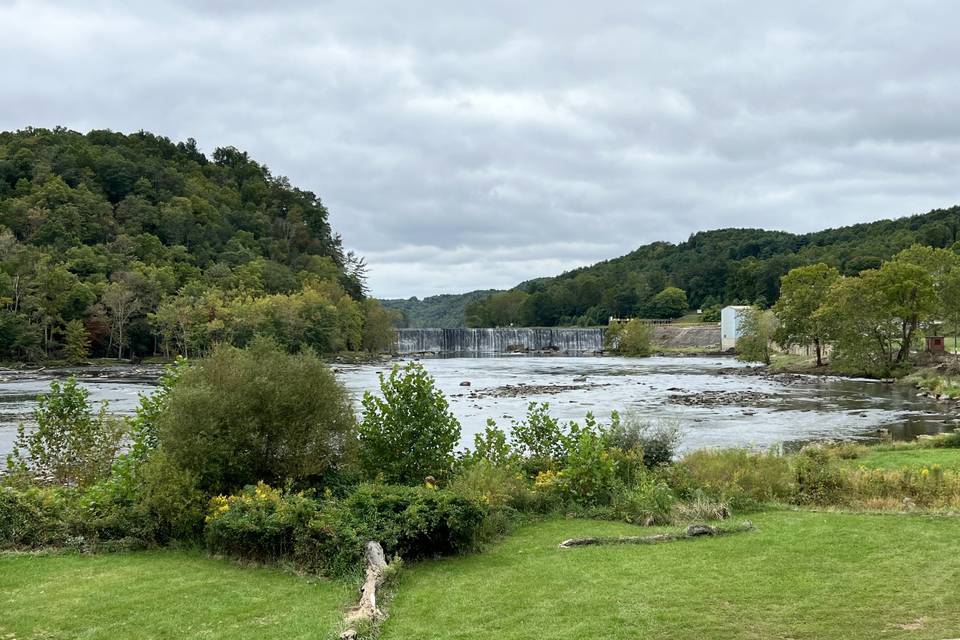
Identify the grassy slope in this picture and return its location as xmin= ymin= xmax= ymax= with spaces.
xmin=0 ymin=550 xmax=351 ymax=640
xmin=382 ymin=512 xmax=960 ymax=640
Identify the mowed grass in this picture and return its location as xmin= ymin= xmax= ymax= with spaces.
xmin=848 ymin=447 xmax=960 ymax=471
xmin=0 ymin=550 xmax=351 ymax=639
xmin=381 ymin=511 xmax=960 ymax=640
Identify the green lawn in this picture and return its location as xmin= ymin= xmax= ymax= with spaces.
xmin=0 ymin=550 xmax=351 ymax=639
xmin=847 ymin=447 xmax=960 ymax=471
xmin=381 ymin=512 xmax=960 ymax=640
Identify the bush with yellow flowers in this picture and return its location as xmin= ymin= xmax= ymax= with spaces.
xmin=204 ymin=482 xmax=318 ymax=562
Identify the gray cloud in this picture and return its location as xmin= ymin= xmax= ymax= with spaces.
xmin=2 ymin=0 xmax=960 ymax=297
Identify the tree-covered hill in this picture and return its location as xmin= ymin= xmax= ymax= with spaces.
xmin=0 ymin=127 xmax=393 ymax=361
xmin=380 ymin=290 xmax=500 ymax=328
xmin=428 ymin=205 xmax=960 ymax=327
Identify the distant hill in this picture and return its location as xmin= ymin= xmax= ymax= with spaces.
xmin=404 ymin=205 xmax=960 ymax=327
xmin=380 ymin=290 xmax=500 ymax=328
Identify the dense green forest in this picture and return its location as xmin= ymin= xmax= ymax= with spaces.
xmin=0 ymin=127 xmax=395 ymax=361
xmin=415 ymin=206 xmax=960 ymax=327
xmin=381 ymin=290 xmax=499 ymax=328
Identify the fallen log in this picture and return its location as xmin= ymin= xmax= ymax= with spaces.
xmin=559 ymin=521 xmax=754 ymax=549
xmin=340 ymin=541 xmax=389 ymax=640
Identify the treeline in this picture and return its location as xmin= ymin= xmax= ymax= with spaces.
xmin=0 ymin=127 xmax=394 ymax=360
xmin=382 ymin=289 xmax=499 ymax=328
xmin=459 ymin=206 xmax=960 ymax=327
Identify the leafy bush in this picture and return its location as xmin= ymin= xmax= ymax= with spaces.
xmin=0 ymin=486 xmax=69 ymax=548
xmin=794 ymin=446 xmax=845 ymax=505
xmin=136 ymin=451 xmax=206 ymax=542
xmin=296 ymin=484 xmax=485 ymax=577
xmin=561 ymin=425 xmax=618 ymax=506
xmin=510 ymin=402 xmax=566 ymax=475
xmin=604 ymin=319 xmax=653 ymax=356
xmin=607 ymin=411 xmax=682 ymax=468
xmin=448 ymin=461 xmax=533 ymax=512
xmin=467 ymin=422 xmax=518 ymax=468
xmin=159 ymin=338 xmax=357 ymax=494
xmin=6 ymin=378 xmax=124 ymax=487
xmin=205 ymin=482 xmax=318 ymax=562
xmin=359 ymin=362 xmax=461 ymax=485
xmin=611 ymin=477 xmax=676 ymax=525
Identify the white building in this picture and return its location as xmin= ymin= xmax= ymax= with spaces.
xmin=720 ymin=305 xmax=752 ymax=350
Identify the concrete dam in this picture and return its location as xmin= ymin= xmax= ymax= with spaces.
xmin=395 ymin=327 xmax=606 ymax=355
xmin=394 ymin=324 xmax=722 ymax=355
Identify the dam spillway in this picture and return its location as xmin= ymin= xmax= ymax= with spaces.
xmin=395 ymin=327 xmax=606 ymax=355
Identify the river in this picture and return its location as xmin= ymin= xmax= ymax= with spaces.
xmin=0 ymin=356 xmax=955 ymax=457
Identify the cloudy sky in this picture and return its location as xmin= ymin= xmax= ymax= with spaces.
xmin=3 ymin=1 xmax=960 ymax=298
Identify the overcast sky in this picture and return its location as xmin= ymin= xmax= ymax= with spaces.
xmin=3 ymin=1 xmax=960 ymax=298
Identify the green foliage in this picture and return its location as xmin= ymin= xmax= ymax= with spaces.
xmin=793 ymin=446 xmax=845 ymax=505
xmin=773 ymin=263 xmax=840 ymax=365
xmin=204 ymin=482 xmax=318 ymax=562
xmin=644 ymin=286 xmax=689 ymax=319
xmin=464 ymin=289 xmax=530 ymax=327
xmin=735 ymin=308 xmax=778 ymax=365
xmin=395 ymin=206 xmax=960 ymax=328
xmin=297 ymin=484 xmax=486 ymax=577
xmin=509 ymin=402 xmax=566 ymax=475
xmin=359 ymin=362 xmax=461 ymax=485
xmin=561 ymin=425 xmax=618 ymax=506
xmin=604 ymin=319 xmax=653 ymax=356
xmin=382 ymin=290 xmax=500 ymax=328
xmin=61 ymin=319 xmax=90 ymax=363
xmin=679 ymin=448 xmax=795 ymax=507
xmin=0 ymin=127 xmax=375 ymax=361
xmin=469 ymin=422 xmax=518 ymax=467
xmin=6 ymin=378 xmax=124 ymax=487
xmin=814 ymin=254 xmax=938 ymax=375
xmin=611 ymin=477 xmax=676 ymax=524
xmin=0 ymin=486 xmax=68 ymax=548
xmin=159 ymin=338 xmax=357 ymax=494
xmin=606 ymin=411 xmax=682 ymax=468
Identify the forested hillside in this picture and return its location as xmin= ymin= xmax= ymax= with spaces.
xmin=0 ymin=127 xmax=394 ymax=361
xmin=380 ymin=290 xmax=499 ymax=328
xmin=459 ymin=206 xmax=960 ymax=327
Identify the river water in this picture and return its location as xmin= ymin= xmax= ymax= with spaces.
xmin=0 ymin=356 xmax=955 ymax=457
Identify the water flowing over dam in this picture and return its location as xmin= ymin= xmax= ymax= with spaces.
xmin=395 ymin=327 xmax=606 ymax=354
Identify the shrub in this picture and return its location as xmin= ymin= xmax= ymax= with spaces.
xmin=205 ymin=482 xmax=318 ymax=562
xmin=679 ymin=448 xmax=795 ymax=506
xmin=611 ymin=477 xmax=676 ymax=525
xmin=794 ymin=446 xmax=846 ymax=505
xmin=359 ymin=362 xmax=461 ymax=485
xmin=0 ymin=486 xmax=69 ymax=548
xmin=448 ymin=461 xmax=533 ymax=512
xmin=608 ymin=411 xmax=682 ymax=468
xmin=159 ymin=338 xmax=357 ymax=494
xmin=6 ymin=378 xmax=125 ymax=488
xmin=604 ymin=319 xmax=653 ymax=356
xmin=561 ymin=426 xmax=618 ymax=506
xmin=296 ymin=484 xmax=485 ymax=577
xmin=510 ymin=402 xmax=566 ymax=475
xmin=467 ymin=422 xmax=518 ymax=468
xmin=136 ymin=451 xmax=206 ymax=542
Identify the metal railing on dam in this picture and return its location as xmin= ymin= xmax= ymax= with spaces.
xmin=395 ymin=327 xmax=606 ymax=355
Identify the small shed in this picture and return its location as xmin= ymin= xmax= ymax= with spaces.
xmin=720 ymin=305 xmax=752 ymax=350
xmin=926 ymin=336 xmax=946 ymax=354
